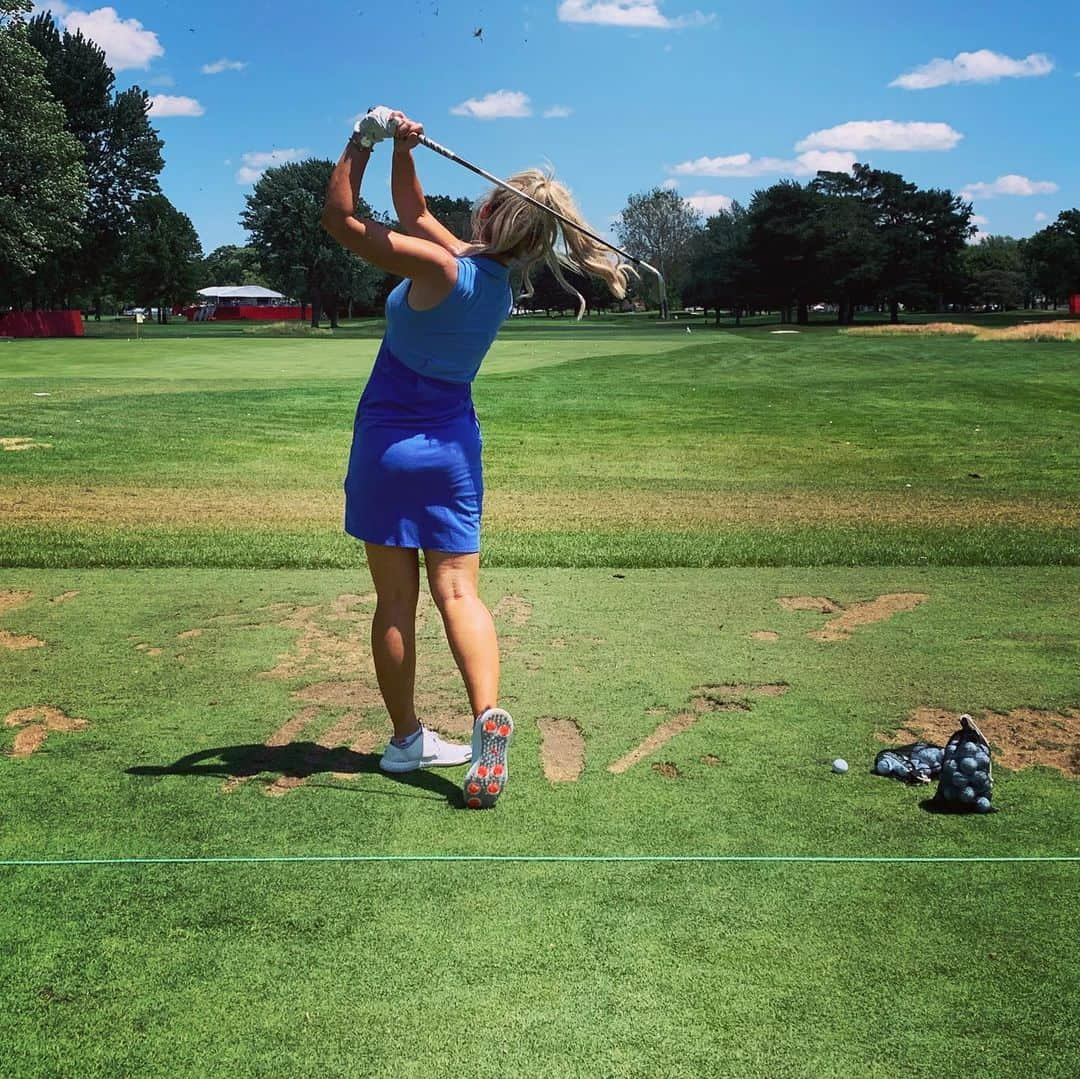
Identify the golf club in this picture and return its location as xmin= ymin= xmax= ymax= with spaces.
xmin=412 ymin=130 xmax=669 ymax=319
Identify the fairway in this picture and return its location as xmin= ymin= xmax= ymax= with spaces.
xmin=2 ymin=319 xmax=1078 ymax=1077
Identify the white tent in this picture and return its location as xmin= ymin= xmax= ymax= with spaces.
xmin=197 ymin=285 xmax=285 ymax=300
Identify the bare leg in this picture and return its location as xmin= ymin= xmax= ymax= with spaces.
xmin=424 ymin=550 xmax=499 ymax=718
xmin=364 ymin=543 xmax=421 ymax=740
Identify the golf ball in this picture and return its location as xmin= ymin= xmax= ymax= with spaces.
xmin=975 ymin=797 xmax=992 ymax=813
xmin=959 ymin=756 xmax=977 ymax=775
xmin=876 ymin=758 xmax=894 ymax=776
xmin=832 ymin=758 xmax=848 ymax=774
xmin=959 ymin=786 xmax=976 ymax=804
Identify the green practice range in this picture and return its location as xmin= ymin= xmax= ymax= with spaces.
xmin=1 ymin=312 xmax=1078 ymax=1076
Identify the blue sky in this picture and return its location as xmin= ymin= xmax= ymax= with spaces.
xmin=35 ymin=1 xmax=1080 ymax=253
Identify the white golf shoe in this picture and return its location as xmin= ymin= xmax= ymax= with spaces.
xmin=379 ymin=726 xmax=471 ymax=774
xmin=462 ymin=708 xmax=513 ymax=809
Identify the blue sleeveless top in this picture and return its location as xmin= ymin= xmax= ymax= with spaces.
xmin=383 ymin=254 xmax=514 ymax=384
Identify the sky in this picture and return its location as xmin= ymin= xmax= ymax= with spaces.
xmin=31 ymin=0 xmax=1080 ymax=254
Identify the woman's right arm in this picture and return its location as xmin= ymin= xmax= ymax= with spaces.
xmin=390 ymin=112 xmax=471 ymax=256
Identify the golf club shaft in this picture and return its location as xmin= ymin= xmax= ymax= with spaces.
xmin=414 ymin=133 xmax=667 ymax=315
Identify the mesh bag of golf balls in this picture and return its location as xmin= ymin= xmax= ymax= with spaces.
xmin=873 ymin=742 xmax=944 ymax=784
xmin=932 ymin=713 xmax=994 ymax=813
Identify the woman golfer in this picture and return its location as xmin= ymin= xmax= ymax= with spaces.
xmin=322 ymin=107 xmax=632 ymax=807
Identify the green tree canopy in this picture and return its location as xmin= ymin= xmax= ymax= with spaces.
xmin=424 ymin=195 xmax=475 ymax=243
xmin=963 ymin=235 xmax=1028 ymax=310
xmin=0 ymin=2 xmax=87 ymax=304
xmin=115 ymin=194 xmax=203 ymax=321
xmin=25 ymin=11 xmax=164 ymax=311
xmin=201 ymin=245 xmax=267 ymax=288
xmin=614 ymin=187 xmax=702 ymax=315
xmin=241 ymin=158 xmax=384 ymax=326
xmin=685 ymin=202 xmax=756 ymax=324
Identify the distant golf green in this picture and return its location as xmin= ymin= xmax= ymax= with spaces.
xmin=1 ymin=314 xmax=1077 ymax=1077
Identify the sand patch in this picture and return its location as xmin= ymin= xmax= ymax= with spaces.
xmin=493 ymin=594 xmax=533 ymax=626
xmin=750 ymin=630 xmax=779 ymax=642
xmin=778 ymin=596 xmax=842 ymax=614
xmin=0 ymin=630 xmax=45 ymax=650
xmin=0 ymin=591 xmax=32 ymax=615
xmin=882 ymin=707 xmax=1080 ymax=779
xmin=538 ymin=718 xmax=584 ymax=783
xmin=1 ymin=437 xmax=52 ymax=451
xmin=651 ymin=762 xmax=682 ymax=779
xmin=810 ymin=593 xmax=928 ymax=641
xmin=5 ymin=706 xmax=88 ymax=758
xmin=610 ymin=683 xmax=790 ymax=774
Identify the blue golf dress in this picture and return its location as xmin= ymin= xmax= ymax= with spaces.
xmin=344 ymin=254 xmax=513 ymax=553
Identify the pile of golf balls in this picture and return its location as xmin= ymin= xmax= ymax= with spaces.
xmin=874 ymin=743 xmax=944 ymax=782
xmin=938 ymin=736 xmax=993 ymax=812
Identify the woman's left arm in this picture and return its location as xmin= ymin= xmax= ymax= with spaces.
xmin=321 ymin=142 xmax=457 ymax=285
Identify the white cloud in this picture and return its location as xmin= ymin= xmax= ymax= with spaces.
xmin=235 ymin=148 xmax=309 ymax=185
xmin=685 ymin=191 xmax=733 ymax=215
xmin=556 ymin=1 xmax=714 ymax=29
xmin=669 ymin=149 xmax=855 ymax=177
xmin=202 ymin=58 xmax=247 ymax=75
xmin=451 ymin=90 xmax=532 ymax=119
xmin=797 ymin=120 xmax=962 ymax=152
xmin=52 ymin=5 xmax=164 ymax=70
xmin=1034 ymin=211 xmax=1049 ymax=222
xmin=147 ymin=94 xmax=204 ymax=118
xmin=543 ymin=105 xmax=573 ymax=119
xmin=961 ymin=174 xmax=1058 ymax=199
xmin=661 ymin=178 xmax=679 ymax=190
xmin=891 ymin=49 xmax=1053 ymax=90
xmin=970 ymin=214 xmax=990 ymax=226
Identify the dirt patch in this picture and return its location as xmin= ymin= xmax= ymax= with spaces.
xmin=0 ymin=590 xmax=32 ymax=615
xmin=0 ymin=630 xmax=45 ymax=650
xmin=608 ymin=712 xmax=697 ymax=774
xmin=538 ymin=718 xmax=584 ymax=782
xmin=177 ymin=628 xmax=203 ymax=640
xmin=652 ymin=762 xmax=682 ymax=779
xmin=492 ymin=594 xmax=533 ymax=626
xmin=4 ymin=706 xmax=88 ymax=758
xmin=883 ymin=707 xmax=1080 ymax=779
xmin=750 ymin=630 xmax=779 ymax=642
xmin=691 ymin=683 xmax=789 ymax=710
xmin=48 ymin=591 xmax=79 ymax=604
xmin=810 ymin=593 xmax=928 ymax=642
xmin=777 ymin=596 xmax=842 ymax=614
xmin=1 ymin=437 xmax=52 ymax=451
xmin=701 ymin=755 xmax=722 ymax=767
xmin=292 ymin=679 xmax=382 ymax=711
xmin=134 ymin=643 xmax=163 ymax=656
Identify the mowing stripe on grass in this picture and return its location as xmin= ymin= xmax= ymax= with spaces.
xmin=2 ymin=854 xmax=1077 ymax=868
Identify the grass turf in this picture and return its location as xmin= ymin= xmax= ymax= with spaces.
xmin=2 ymin=316 xmax=1078 ymax=1076
xmin=2 ymin=316 xmax=1076 ymax=568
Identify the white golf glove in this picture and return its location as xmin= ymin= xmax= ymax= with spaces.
xmin=352 ymin=105 xmax=398 ymax=149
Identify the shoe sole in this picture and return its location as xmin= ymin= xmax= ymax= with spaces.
xmin=462 ymin=709 xmax=513 ymax=809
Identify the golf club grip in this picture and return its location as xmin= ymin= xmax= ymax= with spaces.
xmin=415 ymin=133 xmax=666 ymax=311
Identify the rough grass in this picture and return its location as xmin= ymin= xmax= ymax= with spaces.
xmin=844 ymin=318 xmax=1080 ymax=341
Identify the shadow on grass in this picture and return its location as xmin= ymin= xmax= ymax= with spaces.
xmin=126 ymin=742 xmax=462 ymax=805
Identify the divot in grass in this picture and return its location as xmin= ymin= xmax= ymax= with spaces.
xmin=538 ymin=717 xmax=584 ymax=782
xmin=750 ymin=630 xmax=779 ymax=642
xmin=880 ymin=707 xmax=1080 ymax=779
xmin=0 ymin=589 xmax=43 ymax=649
xmin=1 ymin=437 xmax=52 ymax=452
xmin=777 ymin=592 xmax=928 ymax=641
xmin=651 ymin=761 xmax=682 ymax=779
xmin=4 ymin=706 xmax=88 ymax=758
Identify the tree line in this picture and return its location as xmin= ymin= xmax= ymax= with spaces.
xmin=3 ymin=0 xmax=1077 ymax=325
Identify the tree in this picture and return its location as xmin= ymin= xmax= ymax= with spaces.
xmin=26 ymin=11 xmax=164 ymax=313
xmin=1023 ymin=210 xmax=1080 ymax=307
xmin=685 ymin=202 xmax=756 ymax=325
xmin=963 ymin=236 xmax=1027 ymax=310
xmin=613 ymin=187 xmax=702 ymax=316
xmin=744 ymin=181 xmax=826 ymax=324
xmin=115 ymin=195 xmax=202 ymax=321
xmin=424 ymin=195 xmax=474 ymax=243
xmin=201 ymin=245 xmax=267 ymax=288
xmin=0 ymin=1 xmax=87 ymax=305
xmin=241 ymin=158 xmax=384 ymax=327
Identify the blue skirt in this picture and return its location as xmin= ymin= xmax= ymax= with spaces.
xmin=344 ymin=342 xmax=483 ymax=553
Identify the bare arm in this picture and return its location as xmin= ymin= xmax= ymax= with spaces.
xmin=389 ymin=112 xmax=472 ymax=256
xmin=320 ymin=141 xmax=457 ymax=285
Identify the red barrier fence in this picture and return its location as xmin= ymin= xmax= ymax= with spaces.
xmin=182 ymin=305 xmax=305 ymax=322
xmin=1070 ymin=294 xmax=1079 ymax=315
xmin=0 ymin=310 xmax=84 ymax=338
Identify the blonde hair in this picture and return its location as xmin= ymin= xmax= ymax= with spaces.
xmin=465 ymin=168 xmax=637 ymax=319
